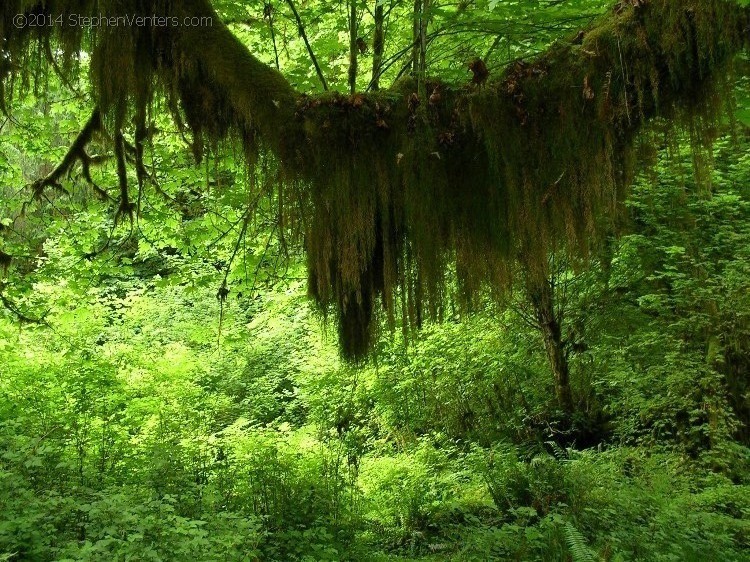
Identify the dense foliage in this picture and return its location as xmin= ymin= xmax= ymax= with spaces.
xmin=1 ymin=0 xmax=750 ymax=560
xmin=2 ymin=0 xmax=748 ymax=358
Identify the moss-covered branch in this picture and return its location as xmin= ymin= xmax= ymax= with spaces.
xmin=30 ymin=109 xmax=104 ymax=199
xmin=2 ymin=0 xmax=749 ymax=359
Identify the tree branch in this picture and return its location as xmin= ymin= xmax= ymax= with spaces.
xmin=349 ymin=0 xmax=358 ymax=94
xmin=31 ymin=110 xmax=103 ymax=200
xmin=264 ymin=2 xmax=281 ymax=71
xmin=284 ymin=0 xmax=329 ymax=91
xmin=370 ymin=0 xmax=385 ymax=91
xmin=168 ymin=0 xmax=298 ymax=155
xmin=4 ymin=0 xmax=749 ymax=359
xmin=113 ymin=131 xmax=133 ymax=224
xmin=0 ymin=288 xmax=47 ymax=325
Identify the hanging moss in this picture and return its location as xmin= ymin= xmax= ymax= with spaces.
xmin=2 ymin=0 xmax=748 ymax=360
xmin=288 ymin=0 xmax=748 ymax=359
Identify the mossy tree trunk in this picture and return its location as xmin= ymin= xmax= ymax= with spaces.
xmin=528 ymin=277 xmax=573 ymax=413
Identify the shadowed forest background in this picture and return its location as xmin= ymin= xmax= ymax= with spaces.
xmin=1 ymin=0 xmax=750 ymax=560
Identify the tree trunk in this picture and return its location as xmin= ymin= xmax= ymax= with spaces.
xmin=348 ymin=0 xmax=357 ymax=94
xmin=411 ymin=0 xmax=422 ymax=77
xmin=370 ymin=0 xmax=384 ymax=91
xmin=528 ymin=277 xmax=573 ymax=413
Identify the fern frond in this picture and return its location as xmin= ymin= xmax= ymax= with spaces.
xmin=564 ymin=522 xmax=597 ymax=562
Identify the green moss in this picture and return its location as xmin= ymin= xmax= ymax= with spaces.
xmin=2 ymin=0 xmax=748 ymax=360
xmin=293 ymin=0 xmax=748 ymax=359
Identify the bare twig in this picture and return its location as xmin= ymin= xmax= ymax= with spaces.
xmin=265 ymin=2 xmax=281 ymax=71
xmin=349 ymin=0 xmax=358 ymax=94
xmin=284 ymin=0 xmax=329 ymax=91
xmin=412 ymin=0 xmax=421 ymax=77
xmin=371 ymin=0 xmax=385 ymax=91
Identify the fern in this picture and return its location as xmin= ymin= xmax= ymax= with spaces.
xmin=564 ymin=522 xmax=597 ymax=562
